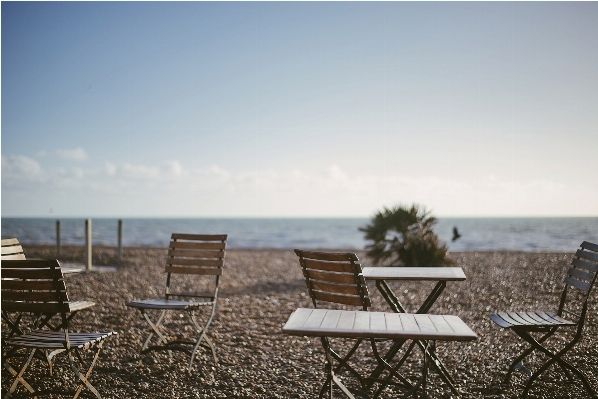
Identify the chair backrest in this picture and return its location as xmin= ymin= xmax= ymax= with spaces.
xmin=1 ymin=259 xmax=71 ymax=341
xmin=558 ymin=241 xmax=598 ymax=323
xmin=165 ymin=233 xmax=227 ymax=300
xmin=1 ymin=238 xmax=25 ymax=260
xmin=294 ymin=249 xmax=371 ymax=310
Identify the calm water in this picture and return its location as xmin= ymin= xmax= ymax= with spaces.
xmin=2 ymin=217 xmax=597 ymax=252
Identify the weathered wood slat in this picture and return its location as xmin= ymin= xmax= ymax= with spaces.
xmin=2 ymin=302 xmax=68 ymax=313
xmin=369 ymin=312 xmax=387 ymax=331
xmin=581 ymin=241 xmax=598 ymax=252
xmin=169 ymin=241 xmax=227 ymax=250
xmin=305 ymin=269 xmax=357 ymax=284
xmin=303 ymin=259 xmax=357 ymax=273
xmin=568 ymin=267 xmax=595 ymax=283
xmin=489 ymin=313 xmax=513 ymax=328
xmin=414 ymin=314 xmax=437 ymax=333
xmin=1 ymin=238 xmax=21 ymax=246
xmin=172 ymin=233 xmax=227 ymax=241
xmin=166 ymin=258 xmax=224 ymax=267
xmin=1 ymin=254 xmax=26 ymax=260
xmin=1 ymin=268 xmax=62 ymax=280
xmin=165 ymin=266 xmax=222 ymax=276
xmin=564 ymin=276 xmax=591 ymax=292
xmin=1 ymin=291 xmax=68 ymax=302
xmin=571 ymin=258 xmax=598 ymax=273
xmin=294 ymin=249 xmax=359 ymax=262
xmin=1 ymin=280 xmax=60 ymax=291
xmin=321 ymin=310 xmax=343 ymax=329
xmin=312 ymin=291 xmax=365 ymax=307
xmin=575 ymin=249 xmax=598 ymax=263
xmin=1 ymin=246 xmax=24 ymax=255
xmin=167 ymin=249 xmax=224 ymax=258
xmin=310 ymin=280 xmax=363 ymax=296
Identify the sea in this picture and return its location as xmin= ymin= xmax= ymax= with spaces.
xmin=2 ymin=217 xmax=597 ymax=252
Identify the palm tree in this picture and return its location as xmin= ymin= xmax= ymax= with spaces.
xmin=360 ymin=204 xmax=454 ymax=267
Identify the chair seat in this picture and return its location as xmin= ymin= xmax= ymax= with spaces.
xmin=489 ymin=311 xmax=577 ymax=329
xmin=6 ymin=330 xmax=116 ymax=350
xmin=68 ymin=300 xmax=96 ymax=312
xmin=126 ymin=298 xmax=213 ymax=310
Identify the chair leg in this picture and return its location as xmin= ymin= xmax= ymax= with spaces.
xmin=3 ymin=348 xmax=38 ymax=399
xmin=318 ymin=338 xmax=369 ymax=398
xmin=514 ymin=329 xmax=597 ymax=399
xmin=188 ymin=305 xmax=217 ymax=371
xmin=69 ymin=343 xmax=105 ymax=399
xmin=504 ymin=327 xmax=557 ymax=384
xmin=140 ymin=309 xmax=168 ymax=351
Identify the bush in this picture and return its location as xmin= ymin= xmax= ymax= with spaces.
xmin=360 ymin=204 xmax=454 ymax=267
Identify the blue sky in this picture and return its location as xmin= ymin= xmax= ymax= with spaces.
xmin=2 ymin=2 xmax=597 ymax=217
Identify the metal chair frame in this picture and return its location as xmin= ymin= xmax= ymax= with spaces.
xmin=489 ymin=241 xmax=598 ymax=398
xmin=126 ymin=233 xmax=227 ymax=372
xmin=1 ymin=259 xmax=116 ymax=399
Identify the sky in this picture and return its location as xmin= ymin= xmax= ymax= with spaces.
xmin=2 ymin=2 xmax=597 ymax=218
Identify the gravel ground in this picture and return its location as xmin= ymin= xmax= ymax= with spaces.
xmin=2 ymin=245 xmax=597 ymax=399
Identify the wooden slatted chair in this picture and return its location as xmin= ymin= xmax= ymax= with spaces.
xmin=126 ymin=233 xmax=227 ymax=371
xmin=1 ymin=259 xmax=116 ymax=399
xmin=1 ymin=237 xmax=95 ymax=335
xmin=294 ymin=249 xmax=415 ymax=399
xmin=489 ymin=241 xmax=598 ymax=398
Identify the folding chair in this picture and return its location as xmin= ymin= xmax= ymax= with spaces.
xmin=294 ymin=249 xmax=415 ymax=399
xmin=126 ymin=233 xmax=227 ymax=371
xmin=1 ymin=237 xmax=95 ymax=335
xmin=1 ymin=259 xmax=116 ymax=399
xmin=489 ymin=241 xmax=598 ymax=398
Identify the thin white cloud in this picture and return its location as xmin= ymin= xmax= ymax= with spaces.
xmin=1 ymin=155 xmax=42 ymax=181
xmin=55 ymin=147 xmax=87 ymax=161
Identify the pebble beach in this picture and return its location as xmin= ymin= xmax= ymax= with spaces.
xmin=2 ymin=245 xmax=597 ymax=399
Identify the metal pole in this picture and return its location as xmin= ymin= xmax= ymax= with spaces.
xmin=118 ymin=219 xmax=123 ymax=263
xmin=56 ymin=220 xmax=61 ymax=258
xmin=85 ymin=219 xmax=92 ymax=272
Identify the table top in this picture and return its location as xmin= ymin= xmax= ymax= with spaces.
xmin=282 ymin=308 xmax=477 ymax=341
xmin=361 ymin=267 xmax=466 ymax=281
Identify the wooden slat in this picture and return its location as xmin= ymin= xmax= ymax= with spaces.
xmin=575 ymin=249 xmax=598 ymax=263
xmin=321 ymin=310 xmax=343 ymax=329
xmin=498 ymin=312 xmax=528 ymax=326
xmin=1 ymin=280 xmax=60 ymax=291
xmin=310 ymin=280 xmax=363 ymax=296
xmin=337 ymin=311 xmax=356 ymax=330
xmin=568 ymin=267 xmax=595 ymax=283
xmin=369 ymin=312 xmax=387 ymax=332
xmin=442 ymin=315 xmax=478 ymax=338
xmin=168 ymin=249 xmax=224 ymax=258
xmin=1 ymin=246 xmax=24 ymax=255
xmin=306 ymin=269 xmax=359 ymax=284
xmin=295 ymin=249 xmax=359 ymax=262
xmin=415 ymin=314 xmax=437 ymax=333
xmin=303 ymin=259 xmax=356 ymax=273
xmin=524 ymin=312 xmax=553 ymax=325
xmin=166 ymin=258 xmax=224 ymax=267
xmin=283 ymin=308 xmax=313 ymax=330
xmin=165 ymin=266 xmax=222 ymax=276
xmin=2 ymin=302 xmax=68 ymax=313
xmin=171 ymin=233 xmax=227 ymax=241
xmin=398 ymin=313 xmax=419 ymax=332
xmin=1 ymin=238 xmax=21 ymax=246
xmin=581 ymin=241 xmax=598 ymax=252
xmin=1 ymin=259 xmax=60 ymax=269
xmin=2 ymin=291 xmax=67 ymax=302
xmin=169 ymin=241 xmax=227 ymax=250
xmin=544 ymin=311 xmax=577 ymax=325
xmin=1 ymin=254 xmax=26 ymax=260
xmin=362 ymin=267 xmax=466 ymax=281
xmin=489 ymin=313 xmax=513 ymax=328
xmin=1 ymin=268 xmax=62 ymax=280
xmin=312 ymin=291 xmax=365 ymax=307
xmin=564 ymin=276 xmax=591 ymax=292
xmin=428 ymin=314 xmax=454 ymax=334
xmin=572 ymin=258 xmax=598 ymax=273
xmin=515 ymin=312 xmax=542 ymax=325
xmin=303 ymin=308 xmax=326 ymax=329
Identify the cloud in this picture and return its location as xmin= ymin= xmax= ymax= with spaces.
xmin=1 ymin=155 xmax=42 ymax=180
xmin=2 ymin=158 xmax=595 ymax=217
xmin=55 ymin=147 xmax=87 ymax=161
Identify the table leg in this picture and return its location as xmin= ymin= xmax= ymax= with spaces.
xmin=369 ymin=280 xmax=461 ymax=397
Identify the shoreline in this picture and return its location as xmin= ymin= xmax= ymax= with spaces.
xmin=3 ymin=246 xmax=596 ymax=398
